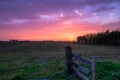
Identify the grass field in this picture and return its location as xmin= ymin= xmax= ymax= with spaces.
xmin=0 ymin=41 xmax=120 ymax=80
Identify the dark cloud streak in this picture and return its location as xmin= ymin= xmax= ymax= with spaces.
xmin=94 ymin=6 xmax=116 ymax=13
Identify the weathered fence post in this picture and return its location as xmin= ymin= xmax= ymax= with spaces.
xmin=92 ymin=56 xmax=96 ymax=80
xmin=65 ymin=46 xmax=73 ymax=75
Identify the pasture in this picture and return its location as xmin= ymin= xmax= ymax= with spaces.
xmin=0 ymin=41 xmax=120 ymax=80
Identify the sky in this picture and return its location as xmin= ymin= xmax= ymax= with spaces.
xmin=0 ymin=0 xmax=120 ymax=41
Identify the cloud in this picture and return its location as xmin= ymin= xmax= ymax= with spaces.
xmin=75 ymin=10 xmax=83 ymax=16
xmin=0 ymin=18 xmax=32 ymax=24
xmin=103 ymin=20 xmax=120 ymax=30
xmin=82 ymin=0 xmax=118 ymax=6
xmin=94 ymin=6 xmax=116 ymax=13
xmin=38 ymin=13 xmax=64 ymax=21
xmin=0 ymin=0 xmax=118 ymax=20
xmin=0 ymin=12 xmax=66 ymax=25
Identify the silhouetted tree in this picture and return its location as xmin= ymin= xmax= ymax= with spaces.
xmin=77 ymin=29 xmax=120 ymax=45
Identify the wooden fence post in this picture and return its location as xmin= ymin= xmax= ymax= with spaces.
xmin=92 ymin=56 xmax=96 ymax=80
xmin=65 ymin=46 xmax=73 ymax=75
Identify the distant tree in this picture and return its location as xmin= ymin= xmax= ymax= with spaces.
xmin=77 ymin=36 xmax=87 ymax=43
xmin=77 ymin=29 xmax=120 ymax=45
xmin=9 ymin=39 xmax=19 ymax=42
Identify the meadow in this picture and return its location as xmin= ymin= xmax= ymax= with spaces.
xmin=0 ymin=41 xmax=120 ymax=80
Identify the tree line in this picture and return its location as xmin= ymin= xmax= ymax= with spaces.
xmin=77 ymin=29 xmax=120 ymax=45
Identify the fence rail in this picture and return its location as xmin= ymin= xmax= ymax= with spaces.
xmin=65 ymin=46 xmax=96 ymax=80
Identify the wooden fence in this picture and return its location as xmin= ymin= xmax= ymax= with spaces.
xmin=65 ymin=46 xmax=95 ymax=80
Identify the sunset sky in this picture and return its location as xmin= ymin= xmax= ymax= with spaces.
xmin=0 ymin=0 xmax=120 ymax=41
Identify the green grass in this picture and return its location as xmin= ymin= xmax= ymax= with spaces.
xmin=0 ymin=41 xmax=120 ymax=80
xmin=0 ymin=58 xmax=120 ymax=80
xmin=0 ymin=58 xmax=68 ymax=80
xmin=96 ymin=61 xmax=120 ymax=80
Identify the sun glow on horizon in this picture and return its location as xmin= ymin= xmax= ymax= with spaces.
xmin=67 ymin=35 xmax=75 ymax=41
